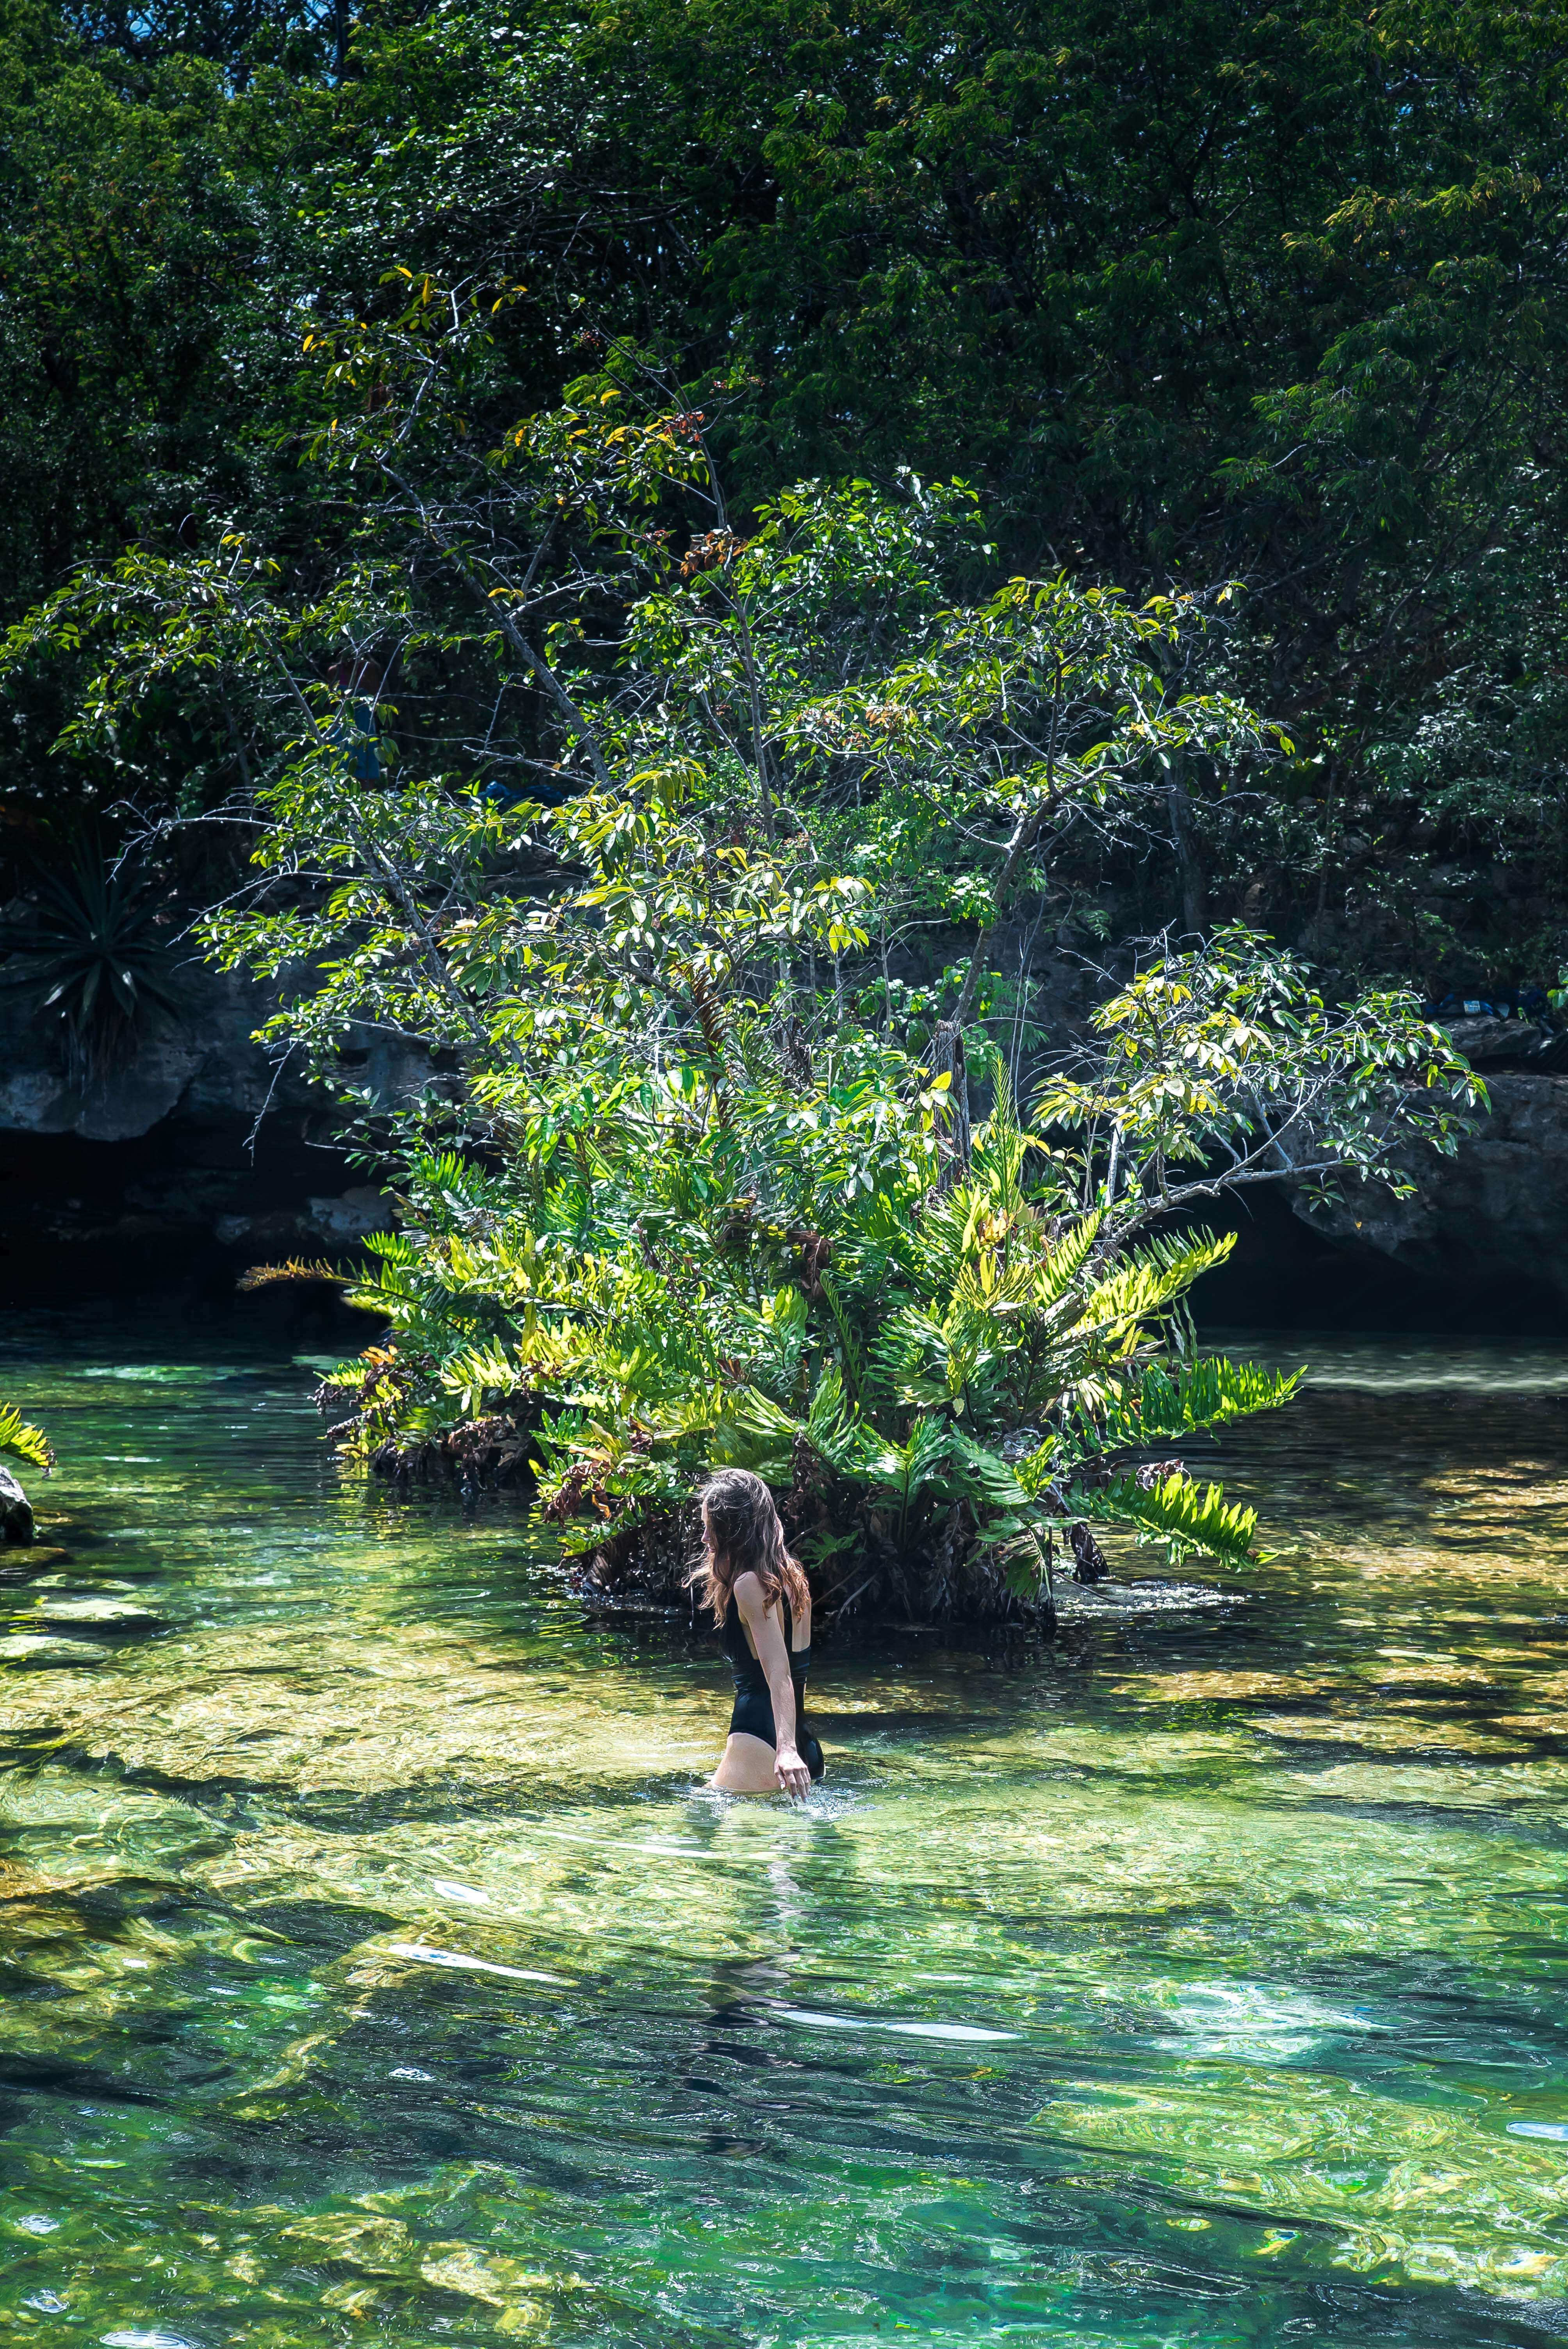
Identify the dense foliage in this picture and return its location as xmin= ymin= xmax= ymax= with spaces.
xmin=0 ymin=843 xmax=183 ymax=1083
xmin=24 ymin=397 xmax=1469 ymax=1611
xmin=2 ymin=0 xmax=1567 ymax=987
xmin=0 ymin=0 xmax=1522 ymax=1611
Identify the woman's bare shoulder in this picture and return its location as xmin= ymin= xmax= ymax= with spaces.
xmin=731 ymin=1568 xmax=768 ymax=1612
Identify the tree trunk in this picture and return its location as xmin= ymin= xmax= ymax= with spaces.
xmin=930 ymin=1020 xmax=971 ymax=1191
xmin=1167 ymin=770 xmax=1207 ymax=937
xmin=1069 ymin=1520 xmax=1108 ymax=1584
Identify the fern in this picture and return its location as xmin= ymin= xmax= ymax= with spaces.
xmin=1066 ymin=1470 xmax=1261 ymax=1567
xmin=0 ymin=1402 xmax=52 ymax=1476
xmin=1030 ymin=1206 xmax=1104 ymax=1307
xmin=361 ymin=1230 xmax=420 ymax=1265
xmin=1087 ymin=1356 xmax=1303 ymax=1453
xmin=237 ymin=1258 xmax=351 ymax=1292
xmin=955 ymin=1434 xmax=1031 ymax=1522
xmin=813 ymin=1268 xmax=868 ymax=1401
xmin=1077 ymin=1230 xmax=1236 ymax=1335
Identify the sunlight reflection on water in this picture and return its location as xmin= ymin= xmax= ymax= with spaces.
xmin=0 ymin=1320 xmax=1565 ymax=2343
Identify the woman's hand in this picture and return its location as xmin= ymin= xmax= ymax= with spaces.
xmin=774 ymin=1742 xmax=811 ymax=1798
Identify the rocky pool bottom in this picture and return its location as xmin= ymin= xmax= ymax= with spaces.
xmin=0 ymin=1323 xmax=1567 ymax=2346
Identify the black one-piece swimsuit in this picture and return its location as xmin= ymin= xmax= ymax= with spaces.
xmin=721 ymin=1593 xmax=825 ymax=1781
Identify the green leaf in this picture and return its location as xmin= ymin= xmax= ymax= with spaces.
xmin=1065 ymin=1471 xmax=1260 ymax=1568
xmin=1087 ymin=1356 xmax=1304 ymax=1452
xmin=0 ymin=1401 xmax=53 ymax=1476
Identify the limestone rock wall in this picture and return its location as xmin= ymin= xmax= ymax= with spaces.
xmin=0 ymin=968 xmax=294 ymax=1140
xmin=1292 ymin=1043 xmax=1568 ymax=1306
xmin=2 ymin=942 xmax=1561 ymax=1320
xmin=0 ymin=966 xmax=430 ymax=1142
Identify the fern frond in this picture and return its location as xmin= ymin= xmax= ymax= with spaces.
xmin=237 ymin=1258 xmax=351 ymax=1292
xmin=814 ymin=1269 xmax=867 ymax=1398
xmin=0 ymin=1401 xmax=52 ymax=1475
xmin=726 ymin=1385 xmax=801 ymax=1442
xmin=709 ymin=1384 xmax=805 ymax=1481
xmin=639 ymin=1385 xmax=733 ymax=1444
xmin=955 ymin=1434 xmax=1030 ymax=1518
xmin=360 ymin=1230 xmax=420 ymax=1264
xmin=1089 ymin=1356 xmax=1303 ymax=1451
xmin=1032 ymin=1207 xmax=1103 ymax=1307
xmin=1066 ymin=1470 xmax=1260 ymax=1567
xmin=1078 ymin=1230 xmax=1235 ymax=1332
xmin=805 ymin=1365 xmax=852 ymax=1449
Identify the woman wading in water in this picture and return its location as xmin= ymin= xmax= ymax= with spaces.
xmin=695 ymin=1469 xmax=824 ymax=1796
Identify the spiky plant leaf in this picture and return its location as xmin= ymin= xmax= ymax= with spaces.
xmin=1066 ymin=1470 xmax=1261 ymax=1567
xmin=1029 ymin=1206 xmax=1104 ymax=1307
xmin=1087 ymin=1356 xmax=1304 ymax=1453
xmin=236 ymin=1258 xmax=350 ymax=1292
xmin=0 ymin=1402 xmax=52 ymax=1475
xmin=1078 ymin=1230 xmax=1237 ymax=1335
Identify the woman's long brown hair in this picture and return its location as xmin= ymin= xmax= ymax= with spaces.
xmin=690 ymin=1467 xmax=810 ymax=1627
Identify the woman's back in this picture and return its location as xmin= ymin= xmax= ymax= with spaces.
xmin=722 ymin=1590 xmax=809 ymax=1689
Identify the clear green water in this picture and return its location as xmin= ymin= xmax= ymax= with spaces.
xmin=2 ymin=1320 xmax=1568 ymax=2347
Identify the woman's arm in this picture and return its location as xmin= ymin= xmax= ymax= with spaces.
xmin=735 ymin=1574 xmax=810 ymax=1797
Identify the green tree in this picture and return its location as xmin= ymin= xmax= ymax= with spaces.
xmin=298 ymin=0 xmax=1568 ymax=976
xmin=200 ymin=736 xmax=1469 ymax=1616
xmin=17 ymin=393 xmax=1456 ymax=1614
xmin=4 ymin=328 xmax=1480 ymax=1608
xmin=6 ymin=0 xmax=1568 ymax=991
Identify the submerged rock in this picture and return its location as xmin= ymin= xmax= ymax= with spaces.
xmin=0 ymin=1633 xmax=106 ymax=1667
xmin=33 ymin=1597 xmax=163 ymax=1632
xmin=30 ymin=1572 xmax=133 ymax=1591
xmin=0 ymin=1545 xmax=68 ymax=1583
xmin=0 ymin=1463 xmax=34 ymax=1544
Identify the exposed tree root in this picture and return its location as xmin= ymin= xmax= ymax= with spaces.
xmin=367 ymin=1410 xmax=541 ymax=1490
xmin=560 ymin=1440 xmax=1052 ymax=1626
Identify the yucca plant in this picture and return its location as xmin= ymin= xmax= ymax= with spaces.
xmin=0 ymin=844 xmax=184 ymax=1086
